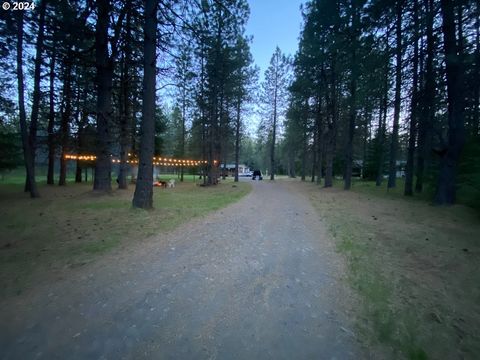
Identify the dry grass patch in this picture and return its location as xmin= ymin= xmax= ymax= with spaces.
xmin=296 ymin=180 xmax=480 ymax=359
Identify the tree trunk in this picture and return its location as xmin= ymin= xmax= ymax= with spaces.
xmin=25 ymin=0 xmax=46 ymax=192
xmin=75 ymin=87 xmax=88 ymax=184
xmin=180 ymin=85 xmax=186 ymax=182
xmin=75 ymin=119 xmax=83 ymax=184
xmin=313 ymin=97 xmax=322 ymax=184
xmin=199 ymin=44 xmax=208 ymax=187
xmin=47 ymin=44 xmax=57 ymax=185
xmin=118 ymin=78 xmax=130 ymax=189
xmin=324 ymin=12 xmax=339 ymax=189
xmin=416 ymin=0 xmax=435 ymax=193
xmin=376 ymin=93 xmax=387 ymax=186
xmin=59 ymin=58 xmax=73 ymax=186
xmin=376 ymin=28 xmax=390 ymax=187
xmin=344 ymin=0 xmax=359 ymax=190
xmin=434 ymin=0 xmax=466 ymax=205
xmin=316 ymin=114 xmax=323 ymax=185
xmin=362 ymin=110 xmax=369 ymax=179
xmin=270 ymin=92 xmax=278 ymax=181
xmin=324 ymin=63 xmax=337 ymax=188
xmin=311 ymin=113 xmax=318 ymax=183
xmin=301 ymin=111 xmax=307 ymax=181
xmin=16 ymin=12 xmax=39 ymax=198
xmin=288 ymin=147 xmax=296 ymax=178
xmin=344 ymin=88 xmax=356 ymax=189
xmin=118 ymin=9 xmax=132 ymax=190
xmin=132 ymin=0 xmax=157 ymax=209
xmin=75 ymin=163 xmax=82 ymax=183
xmin=234 ymin=98 xmax=241 ymax=182
xmin=324 ymin=133 xmax=334 ymax=187
xmin=94 ymin=0 xmax=113 ymax=192
xmin=405 ymin=0 xmax=419 ymax=196
xmin=219 ymin=91 xmax=226 ymax=181
xmin=387 ymin=0 xmax=403 ymax=189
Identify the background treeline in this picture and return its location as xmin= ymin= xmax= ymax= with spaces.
xmin=252 ymin=0 xmax=479 ymax=207
xmin=0 ymin=0 xmax=256 ymax=207
xmin=1 ymin=0 xmax=479 ymax=208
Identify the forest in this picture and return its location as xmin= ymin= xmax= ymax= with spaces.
xmin=1 ymin=0 xmax=479 ymax=209
xmin=270 ymin=0 xmax=479 ymax=208
xmin=1 ymin=0 xmax=256 ymax=208
xmin=1 ymin=0 xmax=480 ymax=358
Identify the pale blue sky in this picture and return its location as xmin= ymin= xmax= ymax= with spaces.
xmin=246 ymin=0 xmax=305 ymax=80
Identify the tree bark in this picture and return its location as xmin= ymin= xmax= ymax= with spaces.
xmin=25 ymin=0 xmax=46 ymax=192
xmin=314 ymin=98 xmax=322 ymax=185
xmin=311 ymin=113 xmax=318 ymax=183
xmin=75 ymin=86 xmax=89 ymax=183
xmin=387 ymin=0 xmax=403 ymax=189
xmin=416 ymin=0 xmax=435 ymax=193
xmin=344 ymin=0 xmax=359 ymax=190
xmin=376 ymin=93 xmax=387 ymax=186
xmin=94 ymin=0 xmax=114 ymax=192
xmin=311 ymin=96 xmax=323 ymax=184
xmin=434 ymin=0 xmax=466 ymax=205
xmin=75 ymin=162 xmax=82 ymax=183
xmin=324 ymin=61 xmax=337 ymax=188
xmin=376 ymin=28 xmax=390 ymax=187
xmin=405 ymin=0 xmax=419 ymax=196
xmin=234 ymin=98 xmax=241 ymax=182
xmin=219 ymin=90 xmax=226 ymax=181
xmin=132 ymin=0 xmax=157 ymax=209
xmin=180 ymin=81 xmax=187 ymax=182
xmin=270 ymin=73 xmax=278 ymax=181
xmin=47 ymin=44 xmax=57 ymax=185
xmin=16 ymin=12 xmax=40 ymax=198
xmin=316 ymin=134 xmax=323 ymax=185
xmin=118 ymin=7 xmax=132 ymax=190
xmin=324 ymin=134 xmax=334 ymax=187
xmin=59 ymin=58 xmax=73 ymax=186
xmin=324 ymin=10 xmax=339 ymax=189
xmin=301 ymin=106 xmax=307 ymax=181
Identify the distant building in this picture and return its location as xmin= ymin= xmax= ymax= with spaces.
xmin=219 ymin=164 xmax=251 ymax=177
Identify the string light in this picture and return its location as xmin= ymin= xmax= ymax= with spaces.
xmin=64 ymin=154 xmax=216 ymax=167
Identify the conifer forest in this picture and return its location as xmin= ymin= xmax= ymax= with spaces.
xmin=1 ymin=1 xmax=479 ymax=358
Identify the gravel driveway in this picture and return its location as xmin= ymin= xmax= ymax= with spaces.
xmin=1 ymin=180 xmax=361 ymax=359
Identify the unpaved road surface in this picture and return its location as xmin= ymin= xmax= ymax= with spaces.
xmin=1 ymin=180 xmax=361 ymax=359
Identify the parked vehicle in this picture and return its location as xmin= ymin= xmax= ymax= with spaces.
xmin=240 ymin=171 xmax=253 ymax=177
xmin=252 ymin=170 xmax=263 ymax=180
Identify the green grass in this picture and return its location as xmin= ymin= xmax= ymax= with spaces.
xmin=0 ymin=168 xmax=78 ymax=185
xmin=298 ymin=179 xmax=480 ymax=359
xmin=327 ymin=212 xmax=402 ymax=352
xmin=0 ymin=176 xmax=251 ymax=299
xmin=156 ymin=173 xmax=201 ymax=182
xmin=343 ymin=177 xmax=480 ymax=211
xmin=334 ymin=220 xmax=428 ymax=358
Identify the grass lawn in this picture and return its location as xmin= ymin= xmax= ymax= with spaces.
xmin=0 ymin=176 xmax=251 ymax=299
xmin=296 ymin=178 xmax=480 ymax=359
xmin=345 ymin=177 xmax=480 ymax=211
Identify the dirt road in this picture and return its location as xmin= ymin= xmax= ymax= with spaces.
xmin=1 ymin=180 xmax=361 ymax=359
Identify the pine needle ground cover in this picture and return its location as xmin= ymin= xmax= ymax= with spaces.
xmin=299 ymin=179 xmax=480 ymax=360
xmin=0 ymin=179 xmax=251 ymax=299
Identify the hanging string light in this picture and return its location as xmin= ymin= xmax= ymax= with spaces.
xmin=64 ymin=154 xmax=214 ymax=167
